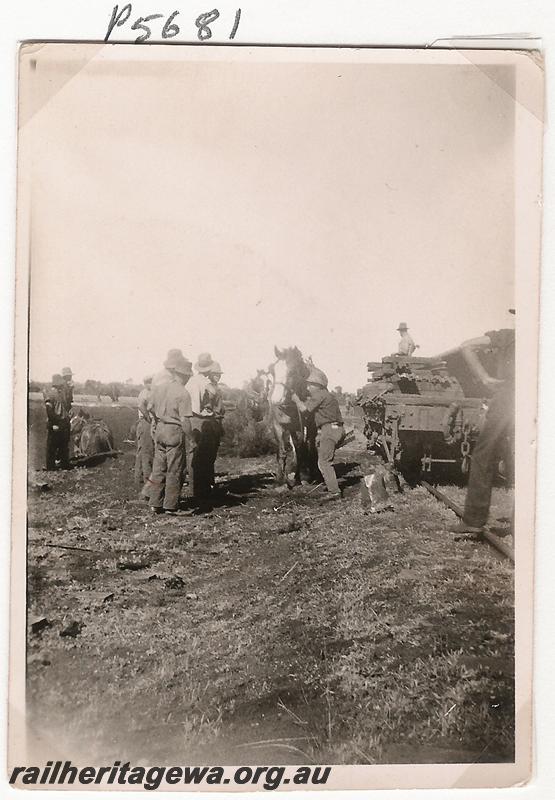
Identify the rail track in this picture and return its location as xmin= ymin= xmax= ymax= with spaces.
xmin=420 ymin=480 xmax=514 ymax=562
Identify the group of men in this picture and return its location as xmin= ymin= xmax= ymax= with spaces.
xmin=42 ymin=348 xmax=344 ymax=510
xmin=134 ymin=350 xmax=224 ymax=514
xmin=43 ymin=367 xmax=74 ymax=470
xmin=42 ymin=316 xmax=515 ymax=532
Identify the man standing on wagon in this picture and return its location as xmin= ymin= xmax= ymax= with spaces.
xmin=291 ymin=367 xmax=345 ymax=502
xmin=396 ymin=323 xmax=417 ymax=356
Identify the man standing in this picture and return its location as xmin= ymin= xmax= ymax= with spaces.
xmin=44 ymin=374 xmax=71 ymax=470
xmin=450 ymin=311 xmax=515 ymax=535
xmin=59 ymin=367 xmax=75 ymax=457
xmin=206 ymin=361 xmax=225 ymax=490
xmin=396 ymin=323 xmax=417 ymax=356
xmin=60 ymin=366 xmax=74 ymax=413
xmin=149 ymin=355 xmax=193 ymax=515
xmin=292 ymin=367 xmax=345 ymax=502
xmin=186 ymin=353 xmax=222 ymax=504
xmin=135 ymin=375 xmax=154 ymax=499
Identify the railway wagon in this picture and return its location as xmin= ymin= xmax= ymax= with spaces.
xmin=358 ymin=355 xmax=488 ymax=482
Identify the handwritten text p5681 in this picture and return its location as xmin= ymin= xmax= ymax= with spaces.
xmin=104 ymin=4 xmax=242 ymax=43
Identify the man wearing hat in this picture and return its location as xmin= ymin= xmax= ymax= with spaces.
xmin=60 ymin=366 xmax=74 ymax=414
xmin=206 ymin=361 xmax=225 ymax=489
xmin=450 ymin=310 xmax=516 ymax=535
xmin=185 ymin=353 xmax=223 ymax=504
xmin=152 ymin=348 xmax=186 ymax=387
xmin=396 ymin=323 xmax=417 ymax=357
xmin=44 ymin=374 xmax=71 ymax=470
xmin=135 ymin=374 xmax=155 ymax=499
xmin=292 ymin=367 xmax=345 ymax=501
xmin=148 ymin=354 xmax=193 ymax=514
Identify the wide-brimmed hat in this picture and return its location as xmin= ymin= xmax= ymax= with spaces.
xmin=195 ymin=352 xmax=219 ymax=373
xmin=61 ymin=366 xmax=73 ymax=377
xmin=307 ymin=368 xmax=328 ymax=388
xmin=174 ymin=357 xmax=193 ymax=377
xmin=164 ymin=348 xmax=184 ymax=369
xmin=52 ymin=373 xmax=64 ymax=387
xmin=397 ymin=322 xmax=409 ymax=331
xmin=209 ymin=361 xmax=223 ymax=375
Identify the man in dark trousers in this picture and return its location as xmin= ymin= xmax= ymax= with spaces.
xmin=206 ymin=361 xmax=225 ymax=491
xmin=292 ymin=367 xmax=345 ymax=502
xmin=44 ymin=374 xmax=71 ymax=470
xmin=185 ymin=353 xmax=223 ymax=506
xmin=450 ymin=311 xmax=515 ymax=534
xmin=60 ymin=366 xmax=75 ymax=457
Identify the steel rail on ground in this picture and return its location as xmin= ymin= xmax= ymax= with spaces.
xmin=420 ymin=480 xmax=515 ymax=563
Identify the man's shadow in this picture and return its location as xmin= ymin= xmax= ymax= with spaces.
xmin=206 ymin=471 xmax=276 ymax=507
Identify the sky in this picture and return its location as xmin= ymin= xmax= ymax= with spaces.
xmin=23 ymin=46 xmax=515 ymax=391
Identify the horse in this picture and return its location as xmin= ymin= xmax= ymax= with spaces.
xmin=266 ymin=346 xmax=319 ymax=486
xmin=242 ymin=369 xmax=272 ymax=423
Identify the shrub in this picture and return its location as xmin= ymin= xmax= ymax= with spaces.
xmin=220 ymin=406 xmax=275 ymax=458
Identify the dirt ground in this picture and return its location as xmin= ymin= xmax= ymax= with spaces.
xmin=26 ymin=401 xmax=514 ymax=765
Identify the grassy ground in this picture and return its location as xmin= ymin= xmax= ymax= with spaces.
xmin=26 ymin=403 xmax=514 ymax=766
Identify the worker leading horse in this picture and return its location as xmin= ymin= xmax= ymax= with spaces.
xmin=266 ymin=346 xmax=319 ymax=486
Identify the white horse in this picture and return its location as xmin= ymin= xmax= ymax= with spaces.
xmin=266 ymin=346 xmax=318 ymax=486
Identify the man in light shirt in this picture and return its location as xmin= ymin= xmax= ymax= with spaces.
xmin=149 ymin=355 xmax=193 ymax=514
xmin=135 ymin=374 xmax=154 ymax=500
xmin=396 ymin=322 xmax=417 ymax=356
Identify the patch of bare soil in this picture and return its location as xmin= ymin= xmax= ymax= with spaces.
xmin=26 ymin=441 xmax=514 ymax=765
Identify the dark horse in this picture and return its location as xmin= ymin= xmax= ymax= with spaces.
xmin=243 ymin=369 xmax=272 ymax=423
xmin=266 ymin=346 xmax=319 ymax=486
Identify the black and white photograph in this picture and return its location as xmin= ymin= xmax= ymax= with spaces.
xmin=10 ymin=42 xmax=543 ymax=790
